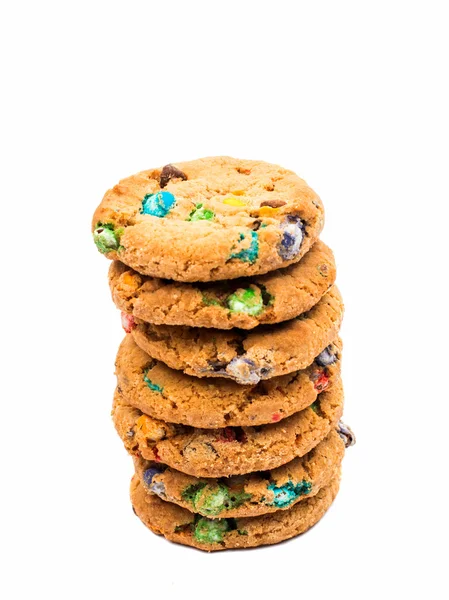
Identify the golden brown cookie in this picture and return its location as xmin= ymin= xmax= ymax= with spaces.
xmin=116 ymin=334 xmax=341 ymax=428
xmin=130 ymin=470 xmax=341 ymax=551
xmin=109 ymin=240 xmax=335 ymax=330
xmin=130 ymin=286 xmax=343 ymax=384
xmin=92 ymin=157 xmax=324 ymax=282
xmin=133 ymin=429 xmax=344 ymax=518
xmin=113 ymin=377 xmax=344 ymax=477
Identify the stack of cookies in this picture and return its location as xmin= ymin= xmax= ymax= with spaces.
xmin=92 ymin=157 xmax=355 ymax=551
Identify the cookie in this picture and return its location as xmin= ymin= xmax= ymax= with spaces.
xmin=130 ymin=286 xmax=343 ymax=384
xmin=133 ymin=429 xmax=345 ymax=518
xmin=130 ymin=470 xmax=340 ymax=551
xmin=113 ymin=377 xmax=344 ymax=477
xmin=92 ymin=157 xmax=324 ymax=282
xmin=109 ymin=240 xmax=336 ymax=330
xmin=116 ymin=334 xmax=342 ymax=428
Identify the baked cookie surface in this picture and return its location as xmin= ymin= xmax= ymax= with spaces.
xmin=130 ymin=471 xmax=340 ymax=551
xmin=116 ymin=334 xmax=341 ymax=428
xmin=113 ymin=377 xmax=344 ymax=477
xmin=130 ymin=286 xmax=343 ymax=384
xmin=92 ymin=157 xmax=324 ymax=282
xmin=133 ymin=429 xmax=345 ymax=518
xmin=109 ymin=240 xmax=335 ymax=330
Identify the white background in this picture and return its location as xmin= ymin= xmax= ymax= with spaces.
xmin=1 ymin=1 xmax=448 ymax=599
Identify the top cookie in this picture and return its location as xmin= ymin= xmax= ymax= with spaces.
xmin=92 ymin=157 xmax=324 ymax=282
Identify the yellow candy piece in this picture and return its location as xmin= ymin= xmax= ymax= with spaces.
xmin=135 ymin=414 xmax=151 ymax=432
xmin=135 ymin=415 xmax=166 ymax=441
xmin=230 ymin=189 xmax=245 ymax=196
xmin=122 ymin=272 xmax=139 ymax=287
xmin=258 ymin=206 xmax=280 ymax=217
xmin=223 ymin=195 xmax=247 ymax=207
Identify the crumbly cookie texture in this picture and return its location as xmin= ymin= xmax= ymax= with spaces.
xmin=115 ymin=334 xmax=341 ymax=428
xmin=109 ymin=240 xmax=335 ymax=330
xmin=130 ymin=471 xmax=340 ymax=551
xmin=133 ymin=429 xmax=344 ymax=519
xmin=113 ymin=377 xmax=344 ymax=478
xmin=130 ymin=286 xmax=343 ymax=384
xmin=92 ymin=157 xmax=324 ymax=282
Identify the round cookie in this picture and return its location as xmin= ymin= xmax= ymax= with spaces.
xmin=130 ymin=471 xmax=340 ymax=551
xmin=92 ymin=157 xmax=325 ymax=282
xmin=130 ymin=286 xmax=343 ymax=384
xmin=113 ymin=377 xmax=344 ymax=478
xmin=133 ymin=429 xmax=345 ymax=518
xmin=116 ymin=334 xmax=342 ymax=428
xmin=109 ymin=240 xmax=336 ymax=330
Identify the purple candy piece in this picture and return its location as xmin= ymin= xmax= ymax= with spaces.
xmin=315 ymin=345 xmax=337 ymax=367
xmin=279 ymin=216 xmax=304 ymax=260
xmin=143 ymin=467 xmax=163 ymax=487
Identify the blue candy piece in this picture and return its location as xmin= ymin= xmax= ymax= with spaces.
xmin=315 ymin=345 xmax=337 ymax=367
xmin=267 ymin=479 xmax=312 ymax=508
xmin=143 ymin=467 xmax=166 ymax=497
xmin=279 ymin=216 xmax=304 ymax=260
xmin=141 ymin=191 xmax=176 ymax=218
xmin=143 ymin=467 xmax=162 ymax=487
xmin=229 ymin=231 xmax=259 ymax=263
xmin=143 ymin=370 xmax=163 ymax=393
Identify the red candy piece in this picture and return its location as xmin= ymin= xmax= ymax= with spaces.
xmin=272 ymin=412 xmax=281 ymax=422
xmin=312 ymin=370 xmax=330 ymax=392
xmin=153 ymin=447 xmax=162 ymax=462
xmin=121 ymin=311 xmax=136 ymax=333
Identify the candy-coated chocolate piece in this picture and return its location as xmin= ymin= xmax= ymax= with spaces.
xmin=121 ymin=312 xmax=136 ymax=333
xmin=193 ymin=517 xmax=231 ymax=543
xmin=230 ymin=231 xmax=259 ymax=263
xmin=141 ymin=191 xmax=176 ymax=218
xmin=279 ymin=216 xmax=304 ymax=260
xmin=267 ymin=479 xmax=312 ymax=508
xmin=226 ymin=286 xmax=263 ymax=316
xmin=316 ymin=345 xmax=338 ymax=367
xmin=187 ymin=203 xmax=214 ymax=221
xmin=93 ymin=223 xmax=121 ymax=253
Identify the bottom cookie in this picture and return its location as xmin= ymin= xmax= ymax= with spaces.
xmin=130 ymin=471 xmax=341 ymax=551
xmin=133 ymin=429 xmax=345 ymax=519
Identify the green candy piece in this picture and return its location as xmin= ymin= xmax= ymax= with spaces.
xmin=227 ymin=287 xmax=263 ymax=316
xmin=182 ymin=483 xmax=251 ymax=516
xmin=195 ymin=486 xmax=229 ymax=516
xmin=187 ymin=203 xmax=214 ymax=221
xmin=182 ymin=483 xmax=206 ymax=504
xmin=193 ymin=517 xmax=230 ymax=544
xmin=201 ymin=294 xmax=222 ymax=307
xmin=93 ymin=223 xmax=122 ymax=253
xmin=229 ymin=231 xmax=259 ymax=264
